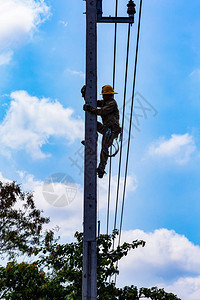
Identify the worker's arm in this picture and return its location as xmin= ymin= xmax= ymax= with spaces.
xmin=81 ymin=85 xmax=86 ymax=100
xmin=83 ymin=100 xmax=117 ymax=116
xmin=97 ymin=100 xmax=104 ymax=107
xmin=96 ymin=100 xmax=117 ymax=116
xmin=83 ymin=104 xmax=97 ymax=114
xmin=81 ymin=86 xmax=103 ymax=107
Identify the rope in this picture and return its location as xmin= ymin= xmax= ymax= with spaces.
xmin=106 ymin=0 xmax=118 ymax=236
xmin=115 ymin=0 xmax=143 ymax=282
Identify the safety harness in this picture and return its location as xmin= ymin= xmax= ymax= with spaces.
xmin=103 ymin=127 xmax=122 ymax=158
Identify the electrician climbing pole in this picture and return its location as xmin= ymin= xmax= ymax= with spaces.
xmin=82 ymin=1 xmax=136 ymax=299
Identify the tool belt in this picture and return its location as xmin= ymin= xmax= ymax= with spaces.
xmin=105 ymin=124 xmax=121 ymax=138
xmin=103 ymin=125 xmax=121 ymax=158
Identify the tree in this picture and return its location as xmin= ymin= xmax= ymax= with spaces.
xmin=0 ymin=181 xmax=54 ymax=260
xmin=0 ymin=181 xmax=180 ymax=299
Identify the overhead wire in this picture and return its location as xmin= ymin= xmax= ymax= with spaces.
xmin=106 ymin=0 xmax=119 ymax=235
xmin=113 ymin=0 xmax=118 ymax=89
xmin=113 ymin=23 xmax=131 ymax=236
xmin=106 ymin=147 xmax=112 ymax=235
xmin=97 ymin=176 xmax=100 ymax=236
xmin=115 ymin=0 xmax=143 ymax=283
xmin=118 ymin=0 xmax=143 ymax=247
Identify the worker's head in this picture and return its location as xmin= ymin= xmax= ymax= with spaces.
xmin=100 ymin=85 xmax=118 ymax=101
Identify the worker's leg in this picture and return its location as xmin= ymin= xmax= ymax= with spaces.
xmin=98 ymin=133 xmax=114 ymax=171
xmin=97 ymin=121 xmax=105 ymax=134
xmin=82 ymin=121 xmax=103 ymax=146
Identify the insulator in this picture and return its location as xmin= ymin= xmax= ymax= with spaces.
xmin=127 ymin=0 xmax=136 ymax=17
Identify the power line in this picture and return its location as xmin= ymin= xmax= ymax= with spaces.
xmin=113 ymin=23 xmax=131 ymax=233
xmin=119 ymin=0 xmax=143 ymax=245
xmin=106 ymin=147 xmax=112 ymax=234
xmin=115 ymin=0 xmax=143 ymax=282
xmin=113 ymin=0 xmax=118 ymax=89
xmin=106 ymin=0 xmax=119 ymax=235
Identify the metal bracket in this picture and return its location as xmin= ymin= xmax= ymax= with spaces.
xmin=97 ymin=0 xmax=135 ymax=24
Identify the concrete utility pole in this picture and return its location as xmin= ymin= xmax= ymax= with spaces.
xmin=82 ymin=1 xmax=136 ymax=299
xmin=82 ymin=0 xmax=97 ymax=299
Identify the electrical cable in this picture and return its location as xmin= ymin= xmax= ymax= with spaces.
xmin=113 ymin=0 xmax=118 ymax=89
xmin=111 ymin=20 xmax=132 ymax=286
xmin=113 ymin=23 xmax=131 ymax=235
xmin=106 ymin=0 xmax=119 ymax=235
xmin=106 ymin=147 xmax=112 ymax=235
xmin=97 ymin=142 xmax=101 ymax=237
xmin=115 ymin=0 xmax=143 ymax=283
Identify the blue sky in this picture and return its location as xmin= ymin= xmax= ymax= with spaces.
xmin=1 ymin=0 xmax=200 ymax=298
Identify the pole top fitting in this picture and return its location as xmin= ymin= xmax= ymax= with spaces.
xmin=127 ymin=0 xmax=136 ymax=18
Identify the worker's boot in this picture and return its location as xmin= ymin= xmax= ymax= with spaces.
xmin=96 ymin=166 xmax=106 ymax=179
xmin=81 ymin=133 xmax=98 ymax=146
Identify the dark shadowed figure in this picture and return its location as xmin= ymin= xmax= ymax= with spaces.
xmin=82 ymin=85 xmax=121 ymax=178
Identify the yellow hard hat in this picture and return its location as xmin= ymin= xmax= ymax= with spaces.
xmin=100 ymin=85 xmax=118 ymax=95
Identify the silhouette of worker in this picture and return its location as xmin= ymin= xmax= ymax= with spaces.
xmin=82 ymin=85 xmax=121 ymax=178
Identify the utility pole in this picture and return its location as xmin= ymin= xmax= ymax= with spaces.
xmin=83 ymin=0 xmax=97 ymax=299
xmin=82 ymin=1 xmax=136 ymax=299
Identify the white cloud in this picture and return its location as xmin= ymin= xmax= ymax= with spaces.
xmin=0 ymin=172 xmax=12 ymax=183
xmin=16 ymin=178 xmax=199 ymax=300
xmin=0 ymin=90 xmax=84 ymax=159
xmin=0 ymin=50 xmax=13 ymax=65
xmin=148 ymin=133 xmax=196 ymax=164
xmin=0 ymin=0 xmax=50 ymax=65
xmin=2 ymin=169 xmax=200 ymax=299
xmin=117 ymin=229 xmax=200 ymax=300
xmin=189 ymin=69 xmax=200 ymax=81
xmin=163 ymin=276 xmax=200 ymax=300
xmin=98 ymin=174 xmax=138 ymax=211
xmin=59 ymin=20 xmax=68 ymax=27
xmin=0 ymin=170 xmax=80 ymax=239
xmin=67 ymin=68 xmax=85 ymax=79
xmin=12 ymin=170 xmax=138 ymax=240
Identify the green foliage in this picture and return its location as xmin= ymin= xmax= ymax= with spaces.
xmin=35 ymin=231 xmax=147 ymax=299
xmin=0 ymin=181 xmax=181 ymax=299
xmin=139 ymin=287 xmax=180 ymax=300
xmin=0 ymin=261 xmax=68 ymax=299
xmin=0 ymin=181 xmax=54 ymax=259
